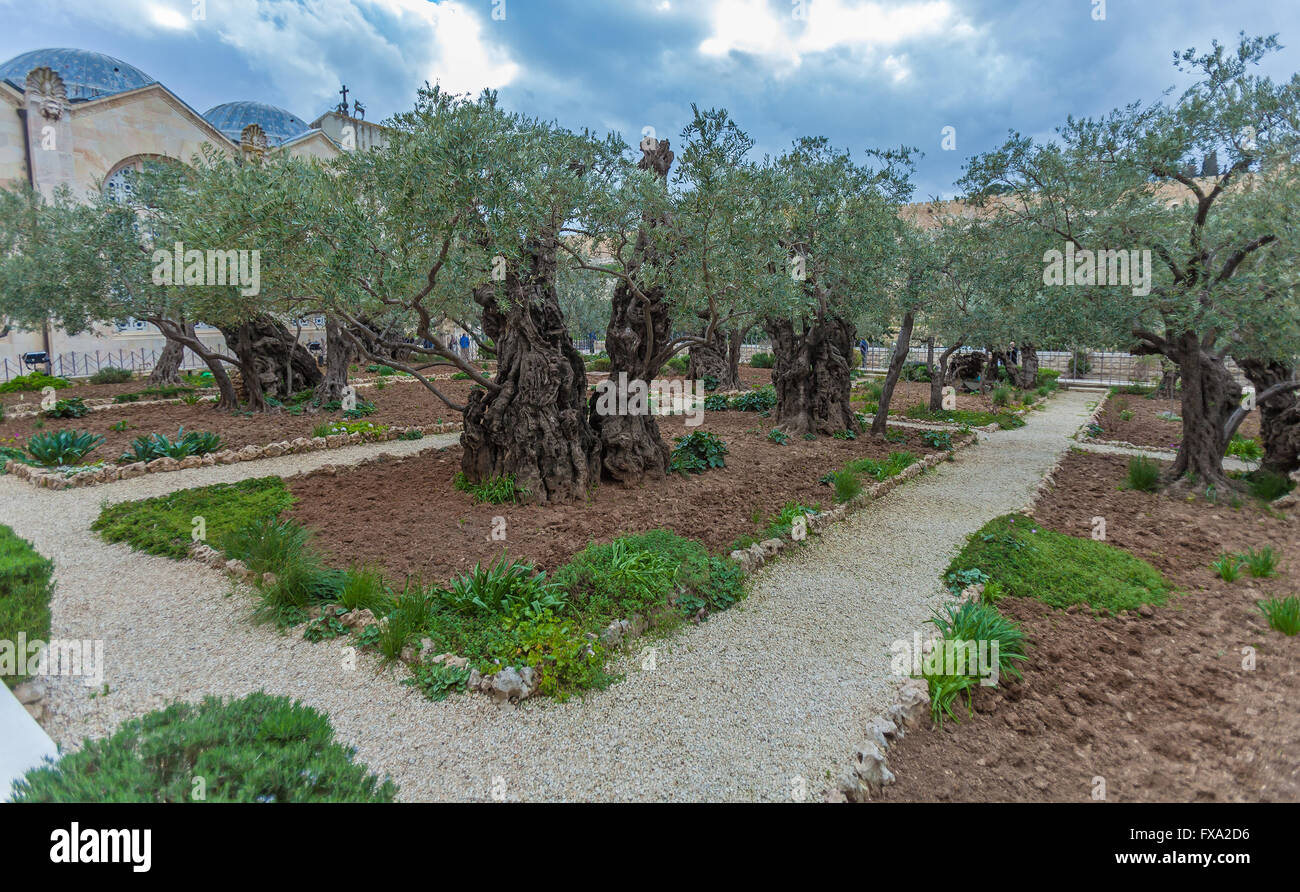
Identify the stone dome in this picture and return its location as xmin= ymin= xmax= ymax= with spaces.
xmin=202 ymin=100 xmax=310 ymax=146
xmin=0 ymin=48 xmax=155 ymax=101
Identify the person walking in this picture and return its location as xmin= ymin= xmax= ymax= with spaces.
xmin=858 ymin=337 xmax=869 ymax=368
xmin=460 ymin=332 xmax=472 ymax=360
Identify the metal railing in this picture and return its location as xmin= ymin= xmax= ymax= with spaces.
xmin=1 ymin=347 xmax=214 ymax=383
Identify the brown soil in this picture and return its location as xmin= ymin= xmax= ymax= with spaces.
xmin=0 ymin=378 xmax=149 ymax=408
xmin=1094 ymin=391 xmax=1261 ymax=448
xmin=0 ymin=378 xmax=476 ymax=458
xmin=877 ymin=451 xmax=1300 ymax=802
xmin=285 ymin=411 xmax=944 ymax=582
xmin=853 ymin=378 xmax=1023 ymax=415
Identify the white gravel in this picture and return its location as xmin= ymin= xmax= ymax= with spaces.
xmin=0 ymin=391 xmax=1095 ymax=801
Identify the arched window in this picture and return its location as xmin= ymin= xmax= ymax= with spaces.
xmin=101 ymin=154 xmax=181 ymax=203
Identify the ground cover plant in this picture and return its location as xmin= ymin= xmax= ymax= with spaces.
xmin=11 ymin=692 xmax=396 ymax=802
xmin=24 ymin=429 xmax=103 ymax=467
xmin=945 ymin=513 xmax=1173 ymax=613
xmin=91 ymin=477 xmax=294 ymax=559
xmin=0 ymin=524 xmax=54 ymax=688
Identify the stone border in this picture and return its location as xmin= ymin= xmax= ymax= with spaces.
xmin=4 ymin=421 xmax=464 ymax=490
xmin=727 ymin=432 xmax=979 ymax=575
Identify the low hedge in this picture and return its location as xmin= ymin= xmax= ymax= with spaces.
xmin=0 ymin=525 xmax=54 ymax=688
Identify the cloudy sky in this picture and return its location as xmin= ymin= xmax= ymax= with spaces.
xmin=2 ymin=0 xmax=1297 ymax=197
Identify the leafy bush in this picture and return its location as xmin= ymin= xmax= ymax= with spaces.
xmin=0 ymin=525 xmax=54 ymax=688
xmin=587 ymin=356 xmax=611 ymax=372
xmin=113 ymin=392 xmax=140 ymax=403
xmin=731 ymin=386 xmax=777 ymax=412
xmin=342 ymin=399 xmax=377 ymax=420
xmin=928 ymin=599 xmax=1027 ymax=682
xmin=1257 ymin=596 xmax=1300 ymax=636
xmin=494 ymin=614 xmax=615 ymax=700
xmin=1070 ymin=351 xmax=1092 ymax=375
xmin=1035 ymin=369 xmax=1060 ymax=390
xmin=767 ymin=429 xmax=789 ymax=445
xmin=366 ymin=364 xmax=397 ymax=375
xmin=661 ymin=355 xmax=689 ymax=375
xmin=749 ymin=352 xmax=774 ymax=369
xmin=1242 ymin=469 xmax=1294 ymax=502
xmin=43 ymin=398 xmax=89 ymax=419
xmin=444 ymin=557 xmax=567 ymax=620
xmin=121 ymin=427 xmax=222 ymax=462
xmin=990 ymin=385 xmax=1013 ymax=407
xmin=1226 ymin=434 xmax=1264 ymax=461
xmin=397 ymin=429 xmax=424 ymax=441
xmin=669 ymin=431 xmax=728 ymax=474
xmin=554 ymin=530 xmax=743 ymax=620
xmin=406 ymin=662 xmax=471 ymax=701
xmin=0 ymin=372 xmax=69 ymax=393
xmin=901 ymin=361 xmax=931 ymax=382
xmin=839 ymin=451 xmax=918 ymax=481
xmin=704 ymin=393 xmax=731 ymax=411
xmin=945 ymin=513 xmax=1171 ymax=613
xmin=25 ymin=430 xmax=104 ymax=467
xmin=88 ymin=367 xmax=134 ymax=385
xmin=92 ymin=477 xmax=294 ymax=559
xmin=920 ymin=429 xmax=953 ymax=450
xmin=0 ymin=444 xmax=29 ymax=470
xmin=453 ymin=471 xmax=523 ymax=504
xmin=1124 ymin=456 xmax=1161 ymax=492
xmin=11 ymin=692 xmax=396 ymax=802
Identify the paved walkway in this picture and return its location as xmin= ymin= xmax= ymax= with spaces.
xmin=0 ymin=391 xmax=1096 ymax=801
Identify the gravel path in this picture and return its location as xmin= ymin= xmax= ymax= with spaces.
xmin=1 ymin=391 xmax=1095 ymax=801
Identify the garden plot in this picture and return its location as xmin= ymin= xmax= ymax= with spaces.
xmin=1084 ymin=389 xmax=1263 ymax=452
xmin=874 ymin=449 xmax=1300 ymax=803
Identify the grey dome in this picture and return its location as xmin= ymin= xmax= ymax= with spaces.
xmin=203 ymin=100 xmax=310 ymax=145
xmin=0 ymin=48 xmax=155 ymax=101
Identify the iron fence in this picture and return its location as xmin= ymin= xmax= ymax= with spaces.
xmin=0 ymin=347 xmax=214 ymax=383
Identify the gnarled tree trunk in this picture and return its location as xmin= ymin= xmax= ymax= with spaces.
xmin=148 ymin=331 xmax=185 ymax=387
xmin=1236 ymin=357 xmax=1300 ymax=476
xmin=590 ymin=138 xmax=675 ymax=485
xmin=462 ymin=244 xmax=600 ymax=504
xmin=219 ymin=315 xmax=323 ymax=412
xmin=1007 ymin=343 xmax=1038 ymax=390
xmin=314 ymin=316 xmax=354 ymax=404
xmin=765 ymin=313 xmax=857 ymax=436
xmin=1163 ymin=334 xmax=1240 ymax=491
xmin=688 ymin=324 xmax=741 ymax=391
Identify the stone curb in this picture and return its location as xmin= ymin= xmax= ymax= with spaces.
xmin=726 ymin=432 xmax=979 ymax=577
xmin=4 ymin=422 xmax=464 ymax=490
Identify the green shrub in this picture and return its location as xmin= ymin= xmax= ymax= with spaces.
xmin=1241 ymin=469 xmax=1294 ymax=502
xmin=337 ymin=565 xmax=392 ymax=614
xmin=839 ymin=451 xmax=918 ymax=481
xmin=92 ymin=477 xmax=293 ymax=559
xmin=450 ymin=371 xmax=471 ymax=380
xmin=554 ymin=530 xmax=743 ymax=620
xmin=26 ymin=430 xmax=104 ymax=467
xmin=990 ymin=385 xmax=1013 ymax=407
xmin=0 ymin=525 xmax=54 ymax=688
xmin=704 ymin=393 xmax=731 ymax=411
xmin=0 ymin=444 xmax=29 ymax=471
xmin=222 ymin=519 xmax=342 ymax=624
xmin=1035 ymin=369 xmax=1060 ymax=390
xmin=1070 ymin=351 xmax=1092 ymax=375
xmin=945 ymin=513 xmax=1172 ymax=613
xmin=901 ymin=361 xmax=931 ymax=382
xmin=453 ymin=471 xmax=523 ymax=504
xmin=1257 ymin=596 xmax=1300 ymax=636
xmin=587 ymin=357 xmax=611 ymax=372
xmin=366 ymin=364 xmax=397 ymax=376
xmin=88 ymin=367 xmax=134 ymax=385
xmin=1226 ymin=434 xmax=1264 ymax=461
xmin=113 ymin=392 xmax=141 ymax=403
xmin=397 ymin=429 xmax=424 ymax=441
xmin=405 ymin=662 xmax=471 ymax=701
xmin=731 ymin=386 xmax=776 ymax=412
xmin=121 ymin=427 xmax=222 ymax=462
xmin=669 ymin=431 xmax=728 ymax=474
xmin=43 ymin=398 xmax=89 ymax=419
xmin=831 ymin=469 xmax=862 ymax=503
xmin=661 ymin=355 xmax=689 ymax=375
xmin=749 ymin=352 xmax=774 ymax=369
xmin=444 ymin=557 xmax=567 ymax=620
xmin=0 ymin=372 xmax=69 ymax=393
xmin=928 ymin=599 xmax=1027 ymax=682
xmin=11 ymin=692 xmax=396 ymax=802
xmin=493 ymin=614 xmax=615 ymax=700
xmin=1124 ymin=456 xmax=1161 ymax=492
xmin=767 ymin=429 xmax=789 ymax=445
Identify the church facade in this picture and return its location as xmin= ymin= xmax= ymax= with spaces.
xmin=0 ymin=47 xmax=389 ymax=379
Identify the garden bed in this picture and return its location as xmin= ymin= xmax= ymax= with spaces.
xmin=873 ymin=450 xmax=1300 ymax=802
xmin=1084 ymin=389 xmax=1262 ymax=451
xmin=284 ymin=412 xmax=950 ymax=581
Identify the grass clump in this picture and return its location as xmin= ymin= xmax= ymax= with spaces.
xmin=0 ymin=525 xmax=54 ymax=688
xmin=1257 ymin=596 xmax=1300 ymax=636
xmin=0 ymin=372 xmax=69 ymax=393
xmin=453 ymin=471 xmax=523 ymax=504
xmin=88 ymin=366 xmax=134 ymax=385
xmin=1226 ymin=434 xmax=1263 ymax=461
xmin=92 ymin=477 xmax=293 ymax=559
xmin=920 ymin=599 xmax=1028 ymax=725
xmin=1123 ymin=456 xmax=1161 ymax=492
xmin=831 ymin=469 xmax=862 ymax=503
xmin=944 ymin=513 xmax=1172 ymax=613
xmin=749 ymin=352 xmax=774 ymax=369
xmin=1210 ymin=553 xmax=1242 ymax=582
xmin=11 ymin=692 xmax=396 ymax=802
